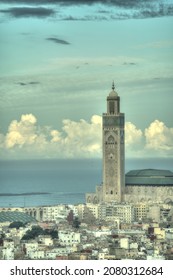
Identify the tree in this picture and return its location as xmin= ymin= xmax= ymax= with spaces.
xmin=21 ymin=226 xmax=44 ymax=240
xmin=21 ymin=226 xmax=58 ymax=240
xmin=9 ymin=221 xmax=26 ymax=229
xmin=72 ymin=217 xmax=81 ymax=229
xmin=50 ymin=230 xmax=57 ymax=239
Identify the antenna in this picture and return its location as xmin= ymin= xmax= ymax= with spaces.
xmin=112 ymin=81 xmax=115 ymax=90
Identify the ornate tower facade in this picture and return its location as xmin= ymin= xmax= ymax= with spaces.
xmin=102 ymin=82 xmax=125 ymax=203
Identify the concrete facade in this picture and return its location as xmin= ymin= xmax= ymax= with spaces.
xmin=124 ymin=185 xmax=173 ymax=204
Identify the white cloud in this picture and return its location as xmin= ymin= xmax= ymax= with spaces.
xmin=5 ymin=114 xmax=38 ymax=148
xmin=125 ymin=122 xmax=143 ymax=147
xmin=50 ymin=130 xmax=62 ymax=143
xmin=124 ymin=122 xmax=145 ymax=157
xmin=0 ymin=114 xmax=173 ymax=159
xmin=0 ymin=114 xmax=102 ymax=159
xmin=53 ymin=115 xmax=102 ymax=158
xmin=145 ymin=120 xmax=173 ymax=153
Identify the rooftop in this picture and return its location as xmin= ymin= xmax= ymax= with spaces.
xmin=107 ymin=81 xmax=118 ymax=98
xmin=0 ymin=211 xmax=36 ymax=223
xmin=125 ymin=169 xmax=173 ymax=186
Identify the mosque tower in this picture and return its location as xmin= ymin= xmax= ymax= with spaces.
xmin=86 ymin=83 xmax=173 ymax=206
xmin=102 ymin=82 xmax=125 ymax=203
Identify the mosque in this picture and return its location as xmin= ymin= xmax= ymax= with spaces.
xmin=86 ymin=83 xmax=173 ymax=204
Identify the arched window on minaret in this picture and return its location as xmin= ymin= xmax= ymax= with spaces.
xmin=109 ymin=101 xmax=115 ymax=114
xmin=108 ymin=135 xmax=115 ymax=144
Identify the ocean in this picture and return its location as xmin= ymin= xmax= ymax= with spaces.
xmin=0 ymin=158 xmax=173 ymax=207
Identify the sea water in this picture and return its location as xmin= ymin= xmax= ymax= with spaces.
xmin=0 ymin=158 xmax=172 ymax=207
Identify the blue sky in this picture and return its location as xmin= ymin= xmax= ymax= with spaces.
xmin=0 ymin=0 xmax=173 ymax=159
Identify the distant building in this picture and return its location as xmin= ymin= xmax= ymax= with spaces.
xmin=2 ymin=239 xmax=14 ymax=260
xmin=86 ymin=84 xmax=173 ymax=205
xmin=99 ymin=203 xmax=133 ymax=224
xmin=102 ymin=81 xmax=125 ymax=203
xmin=86 ymin=82 xmax=125 ymax=204
xmin=0 ymin=211 xmax=36 ymax=224
xmin=133 ymin=203 xmax=148 ymax=221
xmin=58 ymin=231 xmax=80 ymax=246
xmin=124 ymin=169 xmax=173 ymax=204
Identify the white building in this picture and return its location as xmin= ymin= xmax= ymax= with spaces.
xmin=120 ymin=238 xmax=129 ymax=249
xmin=24 ymin=205 xmax=70 ymax=222
xmin=2 ymin=239 xmax=14 ymax=260
xmin=40 ymin=205 xmax=70 ymax=221
xmin=37 ymin=235 xmax=53 ymax=246
xmin=45 ymin=246 xmax=75 ymax=259
xmin=58 ymin=231 xmax=80 ymax=246
xmin=99 ymin=203 xmax=134 ymax=224
xmin=86 ymin=203 xmax=100 ymax=219
xmin=28 ymin=249 xmax=45 ymax=260
xmin=24 ymin=241 xmax=39 ymax=258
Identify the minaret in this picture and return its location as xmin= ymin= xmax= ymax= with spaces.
xmin=102 ymin=82 xmax=125 ymax=203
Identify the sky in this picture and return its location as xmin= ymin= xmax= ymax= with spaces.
xmin=0 ymin=0 xmax=173 ymax=160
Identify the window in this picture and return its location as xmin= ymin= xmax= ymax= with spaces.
xmin=108 ymin=135 xmax=115 ymax=144
xmin=109 ymin=101 xmax=115 ymax=114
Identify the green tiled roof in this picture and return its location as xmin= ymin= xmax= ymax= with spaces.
xmin=125 ymin=169 xmax=173 ymax=186
xmin=0 ymin=211 xmax=36 ymax=223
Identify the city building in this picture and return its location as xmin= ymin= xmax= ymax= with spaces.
xmin=99 ymin=203 xmax=133 ymax=224
xmin=58 ymin=231 xmax=81 ymax=246
xmin=124 ymin=169 xmax=173 ymax=203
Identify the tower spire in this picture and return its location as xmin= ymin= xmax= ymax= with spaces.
xmin=112 ymin=80 xmax=115 ymax=91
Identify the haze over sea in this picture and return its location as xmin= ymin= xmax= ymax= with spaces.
xmin=0 ymin=158 xmax=173 ymax=207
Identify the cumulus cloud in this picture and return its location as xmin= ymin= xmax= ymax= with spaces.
xmin=145 ymin=120 xmax=173 ymax=152
xmin=5 ymin=114 xmax=37 ymax=148
xmin=50 ymin=130 xmax=62 ymax=143
xmin=61 ymin=115 xmax=102 ymax=156
xmin=125 ymin=122 xmax=143 ymax=148
xmin=1 ymin=114 xmax=173 ymax=159
xmin=1 ymin=114 xmax=102 ymax=159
